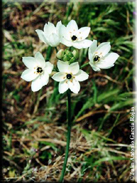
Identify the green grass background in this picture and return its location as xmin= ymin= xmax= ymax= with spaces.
xmin=2 ymin=1 xmax=135 ymax=182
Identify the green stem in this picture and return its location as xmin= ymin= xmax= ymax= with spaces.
xmin=46 ymin=46 xmax=53 ymax=61
xmin=81 ymin=62 xmax=89 ymax=68
xmin=55 ymin=47 xmax=58 ymax=53
xmin=59 ymin=90 xmax=71 ymax=182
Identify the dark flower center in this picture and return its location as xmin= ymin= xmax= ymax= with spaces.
xmin=94 ymin=55 xmax=100 ymax=62
xmin=37 ymin=67 xmax=43 ymax=73
xmin=66 ymin=74 xmax=72 ymax=79
xmin=71 ymin=35 xmax=77 ymax=41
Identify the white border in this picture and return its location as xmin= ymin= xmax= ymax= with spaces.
xmin=3 ymin=0 xmax=136 ymax=181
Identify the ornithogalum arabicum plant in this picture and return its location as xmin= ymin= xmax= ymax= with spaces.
xmin=21 ymin=20 xmax=119 ymax=182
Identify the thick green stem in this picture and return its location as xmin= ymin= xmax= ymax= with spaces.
xmin=46 ymin=46 xmax=53 ymax=61
xmin=59 ymin=90 xmax=71 ymax=182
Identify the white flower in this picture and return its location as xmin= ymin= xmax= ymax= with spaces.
xmin=60 ymin=20 xmax=92 ymax=49
xmin=35 ymin=21 xmax=62 ymax=47
xmin=88 ymin=40 xmax=119 ymax=71
xmin=21 ymin=52 xmax=53 ymax=92
xmin=52 ymin=60 xmax=89 ymax=94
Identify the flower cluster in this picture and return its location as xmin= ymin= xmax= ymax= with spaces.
xmin=21 ymin=20 xmax=119 ymax=93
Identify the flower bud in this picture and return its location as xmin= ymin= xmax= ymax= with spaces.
xmin=64 ymin=50 xmax=70 ymax=55
xmin=69 ymin=57 xmax=76 ymax=63
xmin=72 ymin=49 xmax=79 ymax=59
xmin=61 ymin=48 xmax=77 ymax=62
xmin=63 ymin=55 xmax=69 ymax=61
xmin=56 ymin=49 xmax=64 ymax=59
xmin=67 ymin=52 xmax=73 ymax=59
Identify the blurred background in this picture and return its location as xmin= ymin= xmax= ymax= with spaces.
xmin=2 ymin=1 xmax=135 ymax=182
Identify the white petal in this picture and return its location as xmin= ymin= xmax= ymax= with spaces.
xmin=97 ymin=52 xmax=119 ymax=69
xmin=22 ymin=57 xmax=37 ymax=69
xmin=96 ymin=42 xmax=111 ymax=56
xmin=52 ymin=72 xmax=66 ymax=82
xmin=88 ymin=53 xmax=94 ymax=63
xmin=48 ymin=33 xmax=60 ymax=47
xmin=35 ymin=29 xmax=48 ymax=44
xmin=68 ymin=79 xmax=80 ymax=94
xmin=88 ymin=40 xmax=97 ymax=59
xmin=77 ymin=27 xmax=90 ymax=40
xmin=75 ymin=70 xmax=89 ymax=81
xmin=57 ymin=60 xmax=69 ymax=72
xmin=72 ymin=39 xmax=92 ymax=49
xmin=31 ymin=77 xmax=43 ymax=92
xmin=21 ymin=69 xmax=37 ymax=81
xmin=60 ymin=37 xmax=72 ymax=47
xmin=44 ymin=62 xmax=53 ymax=74
xmin=60 ymin=25 xmax=72 ymax=47
xmin=35 ymin=52 xmax=45 ymax=61
xmin=67 ymin=20 xmax=78 ymax=32
xmin=34 ymin=52 xmax=46 ymax=68
xmin=40 ymin=72 xmax=49 ymax=86
xmin=69 ymin=62 xmax=79 ymax=74
xmin=59 ymin=81 xmax=69 ymax=94
xmin=56 ymin=21 xmax=62 ymax=34
xmin=88 ymin=41 xmax=97 ymax=62
xmin=60 ymin=25 xmax=71 ymax=41
xmin=89 ymin=62 xmax=101 ymax=71
xmin=44 ymin=22 xmax=56 ymax=35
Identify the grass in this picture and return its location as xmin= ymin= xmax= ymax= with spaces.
xmin=2 ymin=1 xmax=135 ymax=182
